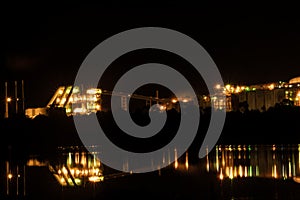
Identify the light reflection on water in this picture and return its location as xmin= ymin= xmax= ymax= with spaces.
xmin=206 ymin=144 xmax=300 ymax=181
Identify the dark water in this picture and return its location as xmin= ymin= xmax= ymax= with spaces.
xmin=2 ymin=144 xmax=300 ymax=200
xmin=206 ymin=144 xmax=300 ymax=199
xmin=208 ymin=144 xmax=300 ymax=180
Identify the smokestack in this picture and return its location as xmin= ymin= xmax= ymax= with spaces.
xmin=15 ymin=81 xmax=18 ymax=114
xmin=22 ymin=80 xmax=25 ymax=113
xmin=5 ymin=82 xmax=8 ymax=118
xmin=6 ymin=161 xmax=9 ymax=195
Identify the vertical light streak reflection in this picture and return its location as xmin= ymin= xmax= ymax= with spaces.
xmin=206 ymin=148 xmax=209 ymax=172
xmin=185 ymin=152 xmax=189 ymax=170
xmin=216 ymin=146 xmax=219 ymax=172
xmin=174 ymin=148 xmax=178 ymax=169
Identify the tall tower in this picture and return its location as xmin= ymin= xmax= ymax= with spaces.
xmin=4 ymin=82 xmax=9 ymax=118
xmin=22 ymin=80 xmax=25 ymax=113
xmin=15 ymin=81 xmax=18 ymax=114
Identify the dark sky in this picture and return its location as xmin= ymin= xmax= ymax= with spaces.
xmin=1 ymin=2 xmax=300 ymax=108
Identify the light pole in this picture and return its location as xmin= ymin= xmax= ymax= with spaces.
xmin=22 ymin=80 xmax=25 ymax=113
xmin=24 ymin=165 xmax=26 ymax=196
xmin=6 ymin=161 xmax=12 ymax=196
xmin=15 ymin=81 xmax=18 ymax=114
xmin=5 ymin=82 xmax=9 ymax=118
xmin=17 ymin=165 xmax=19 ymax=196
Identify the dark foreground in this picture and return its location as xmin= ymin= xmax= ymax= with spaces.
xmin=1 ymin=163 xmax=217 ymax=200
xmin=1 ymin=106 xmax=300 ymax=199
xmin=3 ymin=163 xmax=300 ymax=200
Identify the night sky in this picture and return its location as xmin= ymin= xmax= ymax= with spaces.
xmin=1 ymin=2 xmax=300 ymax=109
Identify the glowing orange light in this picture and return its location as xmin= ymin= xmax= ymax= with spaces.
xmin=89 ymin=176 xmax=104 ymax=182
xmin=159 ymin=105 xmax=166 ymax=111
xmin=219 ymin=169 xmax=224 ymax=180
xmin=174 ymin=149 xmax=178 ymax=169
xmin=96 ymin=104 xmax=101 ymax=110
xmin=215 ymin=84 xmax=221 ymax=89
xmin=58 ymin=89 xmax=64 ymax=95
xmin=8 ymin=174 xmax=13 ymax=179
xmin=174 ymin=160 xmax=178 ymax=169
xmin=62 ymin=167 xmax=68 ymax=175
xmin=185 ymin=152 xmax=189 ymax=170
xmin=171 ymin=99 xmax=178 ymax=103
xmin=225 ymin=84 xmax=231 ymax=90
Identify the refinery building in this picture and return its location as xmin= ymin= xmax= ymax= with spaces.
xmin=209 ymin=76 xmax=300 ymax=112
xmin=23 ymin=76 xmax=300 ymax=118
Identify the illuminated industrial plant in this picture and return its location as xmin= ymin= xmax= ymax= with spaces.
xmin=26 ymin=86 xmax=102 ymax=118
xmin=51 ymin=86 xmax=102 ymax=115
xmin=23 ymin=76 xmax=300 ymax=118
xmin=25 ymin=85 xmax=195 ymax=118
xmin=209 ymin=76 xmax=300 ymax=112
